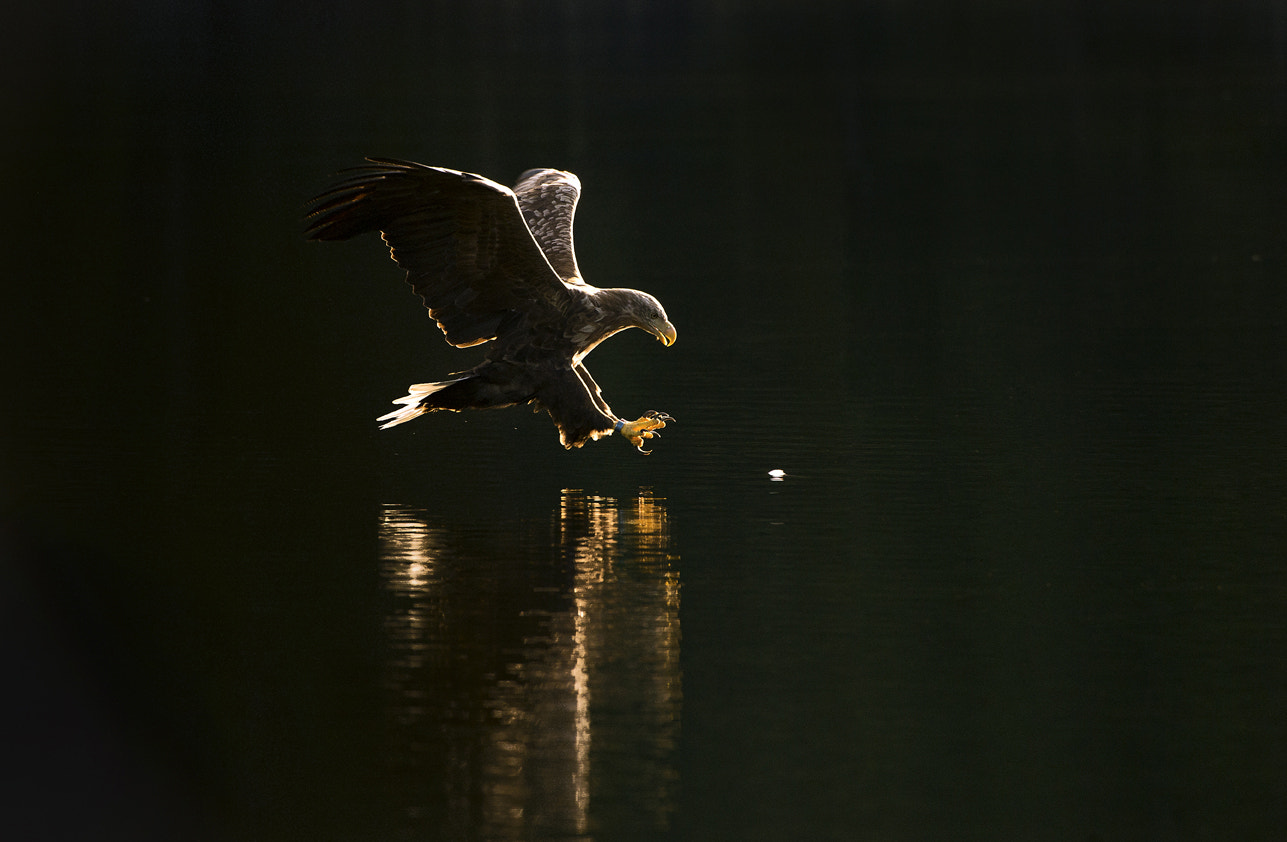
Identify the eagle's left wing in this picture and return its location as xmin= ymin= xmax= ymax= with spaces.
xmin=306 ymin=159 xmax=572 ymax=348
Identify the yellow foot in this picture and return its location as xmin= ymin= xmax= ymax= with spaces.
xmin=616 ymin=411 xmax=675 ymax=454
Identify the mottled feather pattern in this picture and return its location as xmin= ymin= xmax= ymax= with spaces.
xmin=514 ymin=168 xmax=583 ymax=283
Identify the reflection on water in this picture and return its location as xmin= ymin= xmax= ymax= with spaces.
xmin=379 ymin=490 xmax=680 ymax=840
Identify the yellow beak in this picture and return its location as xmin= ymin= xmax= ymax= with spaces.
xmin=652 ymin=319 xmax=677 ymax=347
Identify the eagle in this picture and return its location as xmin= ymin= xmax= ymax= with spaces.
xmin=305 ymin=159 xmax=676 ymax=452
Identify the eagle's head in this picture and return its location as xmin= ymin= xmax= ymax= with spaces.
xmin=629 ymin=291 xmax=677 ymax=347
xmin=579 ymin=288 xmax=676 ymax=360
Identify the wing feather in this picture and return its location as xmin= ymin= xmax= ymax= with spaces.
xmin=306 ymin=159 xmax=573 ymax=348
xmin=513 ymin=168 xmax=584 ymax=284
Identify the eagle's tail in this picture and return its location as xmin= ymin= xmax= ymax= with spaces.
xmin=377 ymin=378 xmax=469 ymax=429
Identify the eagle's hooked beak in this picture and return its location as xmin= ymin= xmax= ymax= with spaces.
xmin=650 ymin=319 xmax=677 ymax=347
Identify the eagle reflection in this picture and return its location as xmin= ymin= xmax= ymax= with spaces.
xmin=379 ymin=490 xmax=680 ymax=839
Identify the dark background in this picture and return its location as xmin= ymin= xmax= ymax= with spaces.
xmin=4 ymin=1 xmax=1286 ymax=840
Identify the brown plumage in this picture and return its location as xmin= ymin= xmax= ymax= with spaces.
xmin=305 ymin=159 xmax=676 ymax=451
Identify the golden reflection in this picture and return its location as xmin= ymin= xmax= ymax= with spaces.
xmin=379 ymin=489 xmax=680 ymax=838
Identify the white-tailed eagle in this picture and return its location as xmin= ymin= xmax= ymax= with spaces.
xmin=305 ymin=159 xmax=675 ymax=452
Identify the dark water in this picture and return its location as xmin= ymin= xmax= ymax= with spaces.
xmin=5 ymin=2 xmax=1287 ymax=840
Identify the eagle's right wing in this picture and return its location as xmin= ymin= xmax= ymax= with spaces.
xmin=513 ymin=168 xmax=584 ymax=285
xmin=306 ymin=159 xmax=572 ymax=348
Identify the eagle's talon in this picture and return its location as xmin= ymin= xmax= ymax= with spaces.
xmin=617 ymin=412 xmax=672 ymax=453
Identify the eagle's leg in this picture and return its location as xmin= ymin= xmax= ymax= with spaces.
xmin=615 ymin=410 xmax=674 ymax=454
xmin=574 ymin=364 xmax=614 ymax=415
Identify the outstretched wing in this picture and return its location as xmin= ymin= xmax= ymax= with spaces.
xmin=306 ymin=159 xmax=573 ymax=348
xmin=513 ymin=168 xmax=584 ymax=284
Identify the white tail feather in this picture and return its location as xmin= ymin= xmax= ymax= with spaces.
xmin=377 ymin=379 xmax=465 ymax=429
